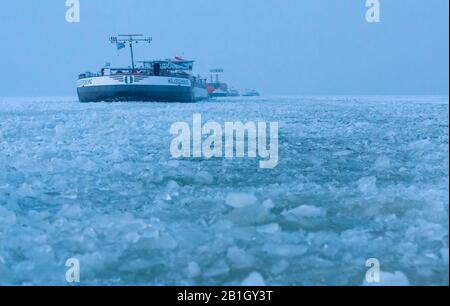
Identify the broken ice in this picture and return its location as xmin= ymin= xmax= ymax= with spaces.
xmin=0 ymin=96 xmax=448 ymax=285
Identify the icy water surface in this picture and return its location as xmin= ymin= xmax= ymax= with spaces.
xmin=0 ymin=96 xmax=448 ymax=285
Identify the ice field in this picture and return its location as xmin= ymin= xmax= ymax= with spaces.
xmin=0 ymin=96 xmax=448 ymax=285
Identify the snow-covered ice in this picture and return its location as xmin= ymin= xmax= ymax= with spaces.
xmin=242 ymin=272 xmax=266 ymax=286
xmin=282 ymin=205 xmax=327 ymax=219
xmin=225 ymin=192 xmax=258 ymax=208
xmin=362 ymin=271 xmax=411 ymax=286
xmin=0 ymin=96 xmax=448 ymax=285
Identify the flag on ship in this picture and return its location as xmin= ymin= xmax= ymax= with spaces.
xmin=116 ymin=42 xmax=126 ymax=50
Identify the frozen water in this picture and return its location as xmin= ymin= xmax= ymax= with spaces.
xmin=227 ymin=246 xmax=256 ymax=269
xmin=282 ymin=205 xmax=327 ymax=219
xmin=0 ymin=96 xmax=448 ymax=285
xmin=203 ymin=260 xmax=230 ymax=278
xmin=186 ymin=262 xmax=201 ymax=278
xmin=257 ymin=223 xmax=281 ymax=234
xmin=241 ymin=272 xmax=266 ymax=286
xmin=362 ymin=271 xmax=411 ymax=286
xmin=0 ymin=206 xmax=16 ymax=226
xmin=225 ymin=192 xmax=258 ymax=208
xmin=194 ymin=171 xmax=214 ymax=185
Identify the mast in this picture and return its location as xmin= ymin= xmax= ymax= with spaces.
xmin=110 ymin=34 xmax=152 ymax=71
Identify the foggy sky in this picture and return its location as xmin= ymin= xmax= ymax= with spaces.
xmin=0 ymin=0 xmax=448 ymax=96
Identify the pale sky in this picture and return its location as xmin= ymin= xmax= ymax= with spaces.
xmin=0 ymin=0 xmax=448 ymax=96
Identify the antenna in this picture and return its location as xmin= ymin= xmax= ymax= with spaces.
xmin=110 ymin=34 xmax=152 ymax=71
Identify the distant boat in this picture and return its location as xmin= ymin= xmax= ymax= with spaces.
xmin=228 ymin=89 xmax=240 ymax=97
xmin=242 ymin=89 xmax=260 ymax=97
xmin=77 ymin=34 xmax=208 ymax=103
xmin=207 ymin=68 xmax=230 ymax=98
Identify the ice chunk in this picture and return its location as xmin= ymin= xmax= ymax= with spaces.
xmin=124 ymin=232 xmax=140 ymax=244
xmin=225 ymin=192 xmax=257 ymax=208
xmin=106 ymin=148 xmax=123 ymax=162
xmin=373 ymin=155 xmax=391 ymax=170
xmin=203 ymin=260 xmax=230 ymax=278
xmin=408 ymin=139 xmax=431 ymax=150
xmin=144 ymin=233 xmax=178 ymax=250
xmin=227 ymin=246 xmax=256 ymax=269
xmin=166 ymin=180 xmax=179 ymax=191
xmin=241 ymin=272 xmax=266 ymax=286
xmin=262 ymin=199 xmax=275 ymax=210
xmin=282 ymin=205 xmax=327 ymax=219
xmin=341 ymin=229 xmax=370 ymax=247
xmin=194 ymin=171 xmax=214 ymax=185
xmin=257 ymin=223 xmax=281 ymax=234
xmin=58 ymin=204 xmax=82 ymax=219
xmin=263 ymin=244 xmax=308 ymax=257
xmin=54 ymin=125 xmax=66 ymax=140
xmin=363 ymin=271 xmax=410 ymax=286
xmin=226 ymin=204 xmax=269 ymax=225
xmin=271 ymin=260 xmax=289 ymax=274
xmin=186 ymin=262 xmax=201 ymax=278
xmin=357 ymin=176 xmax=377 ymax=194
xmin=16 ymin=183 xmax=36 ymax=198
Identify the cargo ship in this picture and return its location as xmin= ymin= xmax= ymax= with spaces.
xmin=77 ymin=35 xmax=208 ymax=103
xmin=207 ymin=69 xmax=234 ymax=97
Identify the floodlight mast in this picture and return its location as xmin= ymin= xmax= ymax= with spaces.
xmin=110 ymin=34 xmax=153 ymax=71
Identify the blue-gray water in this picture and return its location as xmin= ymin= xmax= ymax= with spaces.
xmin=0 ymin=96 xmax=448 ymax=285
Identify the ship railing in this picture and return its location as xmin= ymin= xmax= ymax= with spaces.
xmin=107 ymin=68 xmax=194 ymax=79
xmin=78 ymin=72 xmax=102 ymax=80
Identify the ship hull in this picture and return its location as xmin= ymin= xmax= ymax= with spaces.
xmin=210 ymin=92 xmax=229 ymax=98
xmin=77 ymin=75 xmax=208 ymax=103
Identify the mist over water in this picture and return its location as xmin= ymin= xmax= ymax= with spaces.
xmin=0 ymin=0 xmax=449 ymax=96
xmin=0 ymin=96 xmax=448 ymax=285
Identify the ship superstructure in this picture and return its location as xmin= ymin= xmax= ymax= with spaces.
xmin=207 ymin=69 xmax=234 ymax=97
